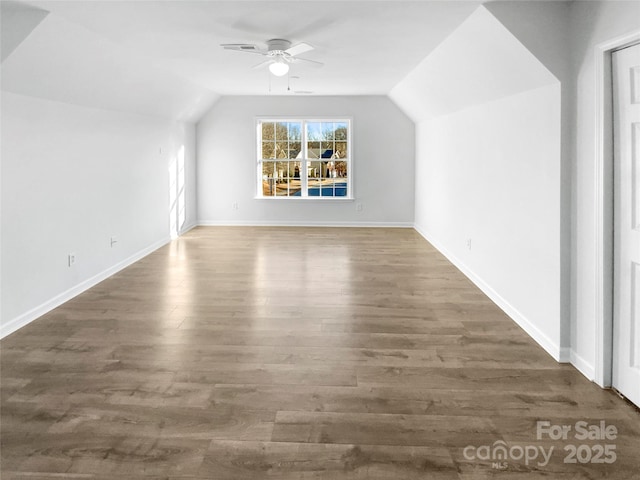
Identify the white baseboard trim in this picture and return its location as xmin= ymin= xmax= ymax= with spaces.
xmin=569 ymin=349 xmax=596 ymax=381
xmin=179 ymin=222 xmax=199 ymax=235
xmin=413 ymin=224 xmax=564 ymax=362
xmin=0 ymin=236 xmax=171 ymax=339
xmin=197 ymin=220 xmax=414 ymax=228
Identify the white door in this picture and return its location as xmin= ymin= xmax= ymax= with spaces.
xmin=613 ymin=43 xmax=640 ymax=408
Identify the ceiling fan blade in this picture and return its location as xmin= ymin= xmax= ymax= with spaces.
xmin=285 ymin=42 xmax=313 ymax=57
xmin=221 ymin=43 xmax=267 ymax=55
xmin=251 ymin=59 xmax=272 ymax=70
xmin=292 ymin=57 xmax=324 ymax=68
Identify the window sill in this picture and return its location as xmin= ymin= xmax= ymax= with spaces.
xmin=254 ymin=196 xmax=355 ymax=201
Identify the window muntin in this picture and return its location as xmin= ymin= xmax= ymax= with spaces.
xmin=258 ymin=119 xmax=351 ymax=198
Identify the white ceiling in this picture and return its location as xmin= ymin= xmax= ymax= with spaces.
xmin=1 ymin=0 xmax=484 ymax=121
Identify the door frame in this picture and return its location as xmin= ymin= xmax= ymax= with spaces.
xmin=594 ymin=30 xmax=640 ymax=388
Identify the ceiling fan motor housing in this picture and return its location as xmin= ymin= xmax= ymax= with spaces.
xmin=267 ymin=39 xmax=292 ymax=55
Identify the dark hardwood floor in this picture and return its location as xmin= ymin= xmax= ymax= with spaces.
xmin=1 ymin=227 xmax=638 ymax=479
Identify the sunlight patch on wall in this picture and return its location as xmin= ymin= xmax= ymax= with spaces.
xmin=169 ymin=145 xmax=186 ymax=239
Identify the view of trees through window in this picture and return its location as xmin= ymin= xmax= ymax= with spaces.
xmin=258 ymin=119 xmax=350 ymax=198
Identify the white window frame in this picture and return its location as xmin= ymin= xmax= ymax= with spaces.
xmin=255 ymin=117 xmax=353 ymax=200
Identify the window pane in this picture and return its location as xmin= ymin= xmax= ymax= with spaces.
xmin=322 ymin=123 xmax=334 ymax=141
xmin=289 ymin=162 xmax=302 ymax=195
xmin=275 ymin=177 xmax=289 ymax=196
xmin=262 ymin=142 xmax=275 ymax=159
xmin=308 ymin=141 xmax=321 ymax=159
xmin=290 ymin=142 xmax=301 ymax=159
xmin=273 ymin=161 xmax=288 ymax=196
xmin=321 ymin=141 xmax=334 ymax=158
xmin=335 ymin=161 xmax=348 ymax=178
xmin=334 ymin=122 xmax=348 ymax=140
xmin=307 ymin=122 xmax=322 ymax=141
xmin=276 ymin=142 xmax=288 ymax=159
xmin=262 ymin=162 xmax=276 ymax=196
xmin=321 ymin=161 xmax=330 ymax=179
xmin=308 ymin=179 xmax=321 ymax=196
xmin=262 ymin=180 xmax=273 ymax=196
xmin=274 ymin=161 xmax=288 ymax=180
xmin=262 ymin=162 xmax=275 ymax=178
xmin=335 ymin=142 xmax=347 ymax=159
xmin=262 ymin=122 xmax=275 ymax=141
xmin=334 ymin=182 xmax=348 ymax=196
xmin=320 ymin=178 xmax=334 ymax=197
xmin=275 ymin=122 xmax=289 ymax=140
xmin=308 ymin=161 xmax=321 ymax=179
xmin=288 ymin=122 xmax=302 ymax=141
xmin=291 ymin=162 xmax=302 ymax=180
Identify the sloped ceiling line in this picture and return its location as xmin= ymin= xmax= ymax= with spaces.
xmin=389 ymin=5 xmax=560 ymax=123
xmin=1 ymin=0 xmax=485 ymax=122
xmin=0 ymin=0 xmax=49 ymax=63
xmin=1 ymin=2 xmax=220 ymax=122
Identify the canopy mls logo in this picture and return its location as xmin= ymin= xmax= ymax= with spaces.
xmin=463 ymin=440 xmax=553 ymax=468
xmin=463 ymin=420 xmax=618 ymax=470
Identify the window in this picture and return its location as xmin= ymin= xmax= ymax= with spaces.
xmin=257 ymin=119 xmax=351 ymax=198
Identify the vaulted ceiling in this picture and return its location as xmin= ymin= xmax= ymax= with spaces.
xmin=1 ymin=0 xmax=485 ymax=121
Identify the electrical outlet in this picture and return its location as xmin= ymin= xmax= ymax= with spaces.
xmin=466 ymin=238 xmax=472 ymax=250
xmin=232 ymin=202 xmax=239 ymax=210
xmin=68 ymin=253 xmax=76 ymax=266
xmin=356 ymin=203 xmax=363 ymax=212
xmin=110 ymin=236 xmax=118 ymax=247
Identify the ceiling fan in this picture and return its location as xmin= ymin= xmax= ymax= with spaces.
xmin=221 ymin=39 xmax=323 ymax=76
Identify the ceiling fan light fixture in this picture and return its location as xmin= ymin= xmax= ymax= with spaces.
xmin=269 ymin=59 xmax=289 ymax=77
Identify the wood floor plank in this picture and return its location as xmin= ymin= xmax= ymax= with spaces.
xmin=356 ymin=366 xmax=564 ymax=390
xmin=109 ymin=343 xmax=443 ymax=367
xmin=45 ymin=403 xmax=275 ymax=441
xmin=199 ymin=440 xmax=459 ymax=479
xmin=174 ymin=363 xmax=358 ymax=387
xmin=4 ymin=434 xmax=209 ymax=477
xmin=64 ymin=326 xmax=464 ymax=349
xmin=2 ymin=226 xmax=638 ymax=479
xmin=271 ymin=410 xmax=499 ymax=447
xmin=207 ymin=384 xmax=629 ymax=418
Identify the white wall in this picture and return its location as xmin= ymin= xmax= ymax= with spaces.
xmin=1 ymin=92 xmax=196 ymax=337
xmin=484 ymin=0 xmax=574 ymax=357
xmin=415 ymin=84 xmax=562 ymax=357
xmin=405 ymin=0 xmax=640 ymax=377
xmin=197 ymin=95 xmax=414 ymax=226
xmin=568 ymin=0 xmax=640 ymax=380
xmin=393 ymin=5 xmax=564 ymax=360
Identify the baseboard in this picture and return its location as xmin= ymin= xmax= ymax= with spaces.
xmin=569 ymin=349 xmax=596 ymax=381
xmin=0 ymin=236 xmax=171 ymax=339
xmin=413 ymin=224 xmax=564 ymax=362
xmin=179 ymin=222 xmax=198 ymax=235
xmin=197 ymin=220 xmax=414 ymax=228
